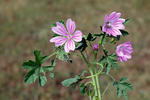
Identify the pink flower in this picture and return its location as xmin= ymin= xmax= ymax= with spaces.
xmin=50 ymin=18 xmax=82 ymax=53
xmin=93 ymin=44 xmax=99 ymax=51
xmin=116 ymin=41 xmax=133 ymax=62
xmin=102 ymin=12 xmax=125 ymax=37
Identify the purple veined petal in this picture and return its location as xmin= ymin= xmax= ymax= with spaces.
xmin=116 ymin=41 xmax=133 ymax=62
xmin=109 ymin=12 xmax=121 ymax=21
xmin=122 ymin=56 xmax=128 ymax=62
xmin=72 ymin=30 xmax=82 ymax=42
xmin=116 ymin=18 xmax=125 ymax=23
xmin=64 ymin=39 xmax=75 ymax=53
xmin=124 ymin=54 xmax=132 ymax=59
xmin=56 ymin=22 xmax=67 ymax=35
xmin=102 ymin=24 xmax=107 ymax=32
xmin=118 ymin=57 xmax=124 ymax=62
xmin=66 ymin=18 xmax=76 ymax=35
xmin=113 ymin=23 xmax=125 ymax=30
xmin=105 ymin=28 xmax=115 ymax=36
xmin=111 ymin=28 xmax=122 ymax=37
xmin=50 ymin=36 xmax=67 ymax=47
xmin=109 ymin=11 xmax=116 ymax=20
xmin=52 ymin=23 xmax=67 ymax=36
xmin=104 ymin=14 xmax=109 ymax=23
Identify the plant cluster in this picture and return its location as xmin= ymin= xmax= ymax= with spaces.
xmin=22 ymin=11 xmax=133 ymax=100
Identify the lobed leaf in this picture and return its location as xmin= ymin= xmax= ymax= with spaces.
xmin=113 ymin=77 xmax=133 ymax=100
xmin=22 ymin=50 xmax=56 ymax=86
xmin=76 ymin=38 xmax=88 ymax=52
xmin=24 ymin=68 xmax=38 ymax=84
xmin=61 ymin=75 xmax=81 ymax=87
xmin=39 ymin=76 xmax=47 ymax=86
xmin=56 ymin=47 xmax=71 ymax=62
xmin=22 ymin=60 xmax=37 ymax=70
xmin=123 ymin=18 xmax=130 ymax=25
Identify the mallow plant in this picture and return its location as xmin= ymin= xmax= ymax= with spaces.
xmin=22 ymin=11 xmax=133 ymax=100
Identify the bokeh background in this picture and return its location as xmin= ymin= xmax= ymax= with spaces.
xmin=0 ymin=0 xmax=150 ymax=100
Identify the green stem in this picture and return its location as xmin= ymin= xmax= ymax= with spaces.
xmin=102 ymin=83 xmax=110 ymax=97
xmin=47 ymin=52 xmax=57 ymax=59
xmin=80 ymin=52 xmax=98 ymax=98
xmin=94 ymin=51 xmax=102 ymax=100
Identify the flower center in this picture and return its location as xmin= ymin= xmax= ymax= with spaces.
xmin=106 ymin=22 xmax=112 ymax=28
xmin=67 ymin=34 xmax=72 ymax=39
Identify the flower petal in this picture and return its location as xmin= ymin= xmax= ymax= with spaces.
xmin=104 ymin=14 xmax=109 ymax=23
xmin=72 ymin=30 xmax=82 ymax=42
xmin=109 ymin=12 xmax=116 ymax=20
xmin=66 ymin=18 xmax=76 ymax=34
xmin=111 ymin=28 xmax=122 ymax=37
xmin=102 ymin=24 xmax=107 ymax=33
xmin=116 ymin=18 xmax=125 ymax=23
xmin=109 ymin=12 xmax=121 ymax=20
xmin=50 ymin=36 xmax=67 ymax=47
xmin=52 ymin=22 xmax=67 ymax=36
xmin=113 ymin=23 xmax=125 ymax=30
xmin=64 ymin=39 xmax=75 ymax=53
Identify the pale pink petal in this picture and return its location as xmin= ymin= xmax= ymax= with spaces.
xmin=109 ymin=12 xmax=116 ymax=20
xmin=102 ymin=25 xmax=107 ymax=32
xmin=66 ymin=18 xmax=76 ymax=34
xmin=111 ymin=29 xmax=122 ymax=37
xmin=104 ymin=14 xmax=109 ymax=23
xmin=72 ymin=30 xmax=82 ymax=42
xmin=113 ymin=23 xmax=125 ymax=30
xmin=109 ymin=12 xmax=121 ymax=20
xmin=52 ymin=22 xmax=67 ymax=36
xmin=116 ymin=18 xmax=125 ymax=23
xmin=106 ymin=28 xmax=114 ymax=36
xmin=50 ymin=36 xmax=67 ymax=47
xmin=64 ymin=39 xmax=75 ymax=53
xmin=56 ymin=22 xmax=67 ymax=34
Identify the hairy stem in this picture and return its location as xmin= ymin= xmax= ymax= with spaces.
xmin=94 ymin=51 xmax=102 ymax=100
xmin=80 ymin=51 xmax=98 ymax=98
xmin=47 ymin=52 xmax=57 ymax=59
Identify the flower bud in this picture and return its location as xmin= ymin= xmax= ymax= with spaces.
xmin=93 ymin=44 xmax=99 ymax=51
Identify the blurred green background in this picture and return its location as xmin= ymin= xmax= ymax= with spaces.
xmin=0 ymin=0 xmax=150 ymax=100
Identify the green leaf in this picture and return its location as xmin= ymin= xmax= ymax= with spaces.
xmin=100 ymin=26 xmax=102 ymax=31
xmin=43 ymin=59 xmax=56 ymax=78
xmin=33 ymin=50 xmax=50 ymax=64
xmin=59 ymin=20 xmax=65 ymax=25
xmin=120 ymin=30 xmax=129 ymax=36
xmin=39 ymin=76 xmax=47 ymax=86
xmin=24 ymin=68 xmax=38 ymax=84
xmin=80 ymin=83 xmax=88 ymax=94
xmin=51 ymin=23 xmax=57 ymax=27
xmin=22 ymin=60 xmax=37 ymax=69
xmin=120 ymin=77 xmax=128 ymax=83
xmin=53 ymin=34 xmax=60 ymax=37
xmin=34 ymin=50 xmax=42 ymax=64
xmin=123 ymin=18 xmax=130 ymax=25
xmin=99 ymin=53 xmax=118 ymax=74
xmin=22 ymin=50 xmax=56 ymax=86
xmin=80 ymin=70 xmax=87 ymax=77
xmin=40 ymin=56 xmax=50 ymax=64
xmin=99 ymin=33 xmax=107 ymax=45
xmin=50 ymin=72 xmax=55 ymax=78
xmin=61 ymin=75 xmax=81 ymax=87
xmin=51 ymin=58 xmax=56 ymax=66
xmin=87 ymin=33 xmax=96 ymax=41
xmin=76 ymin=38 xmax=88 ymax=52
xmin=56 ymin=47 xmax=71 ymax=62
xmin=113 ymin=78 xmax=133 ymax=100
xmin=99 ymin=56 xmax=107 ymax=65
